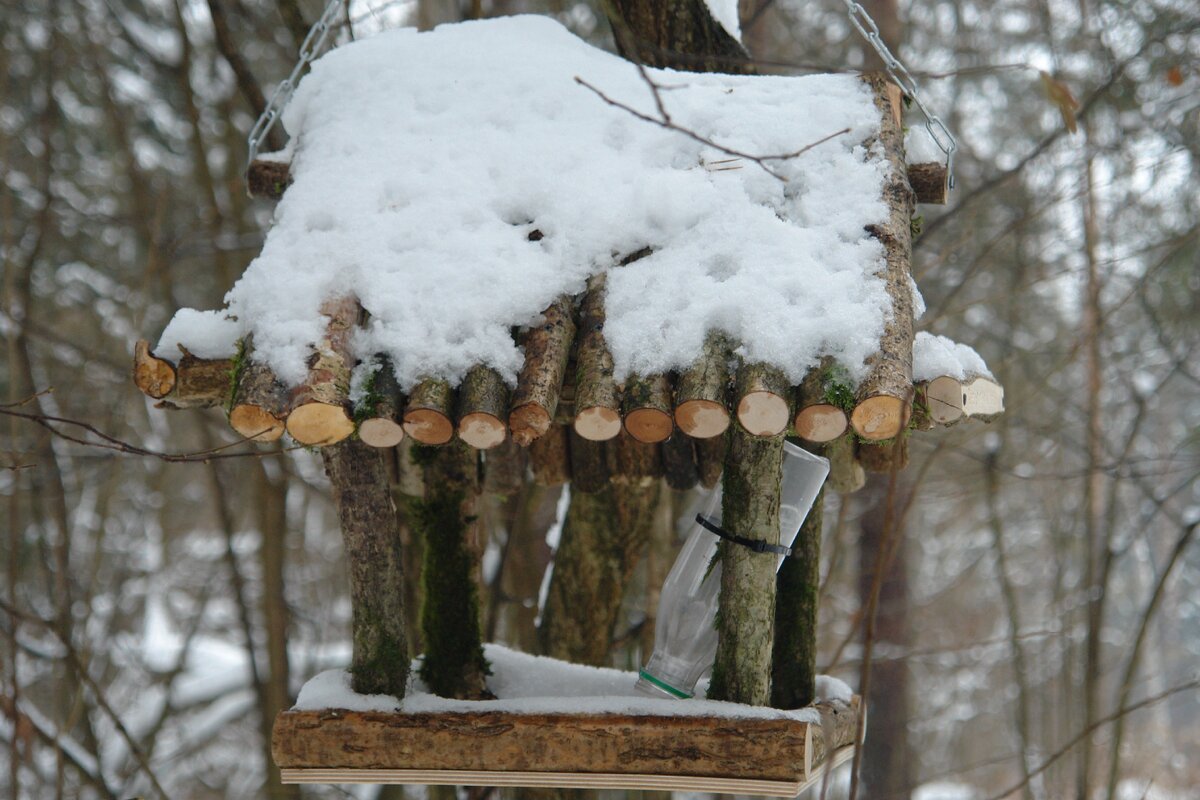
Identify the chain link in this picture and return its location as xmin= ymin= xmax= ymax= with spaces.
xmin=246 ymin=0 xmax=345 ymax=171
xmin=842 ymin=0 xmax=957 ymax=188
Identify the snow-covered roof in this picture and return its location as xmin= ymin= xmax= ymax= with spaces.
xmin=157 ymin=15 xmax=985 ymax=392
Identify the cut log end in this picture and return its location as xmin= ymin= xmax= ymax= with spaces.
xmin=457 ymin=412 xmax=507 ymax=450
xmin=674 ymin=399 xmax=730 ymax=439
xmin=509 ymin=403 xmax=552 ymax=447
xmin=133 ymin=340 xmax=177 ymax=399
xmin=287 ymin=402 xmax=356 ymax=446
xmin=359 ymin=418 xmax=406 ymax=449
xmin=247 ymin=159 xmax=291 ymax=200
xmin=403 ymin=409 xmax=454 ymax=446
xmin=924 ymin=376 xmax=964 ymax=425
xmin=850 ymin=395 xmax=909 ymax=441
xmin=229 ymin=404 xmax=286 ymax=443
xmin=907 ymin=162 xmax=949 ymax=205
xmin=793 ymin=404 xmax=848 ymax=443
xmin=573 ymin=406 xmax=622 ymax=442
xmin=624 ymin=408 xmax=673 ymax=444
xmin=735 ymin=392 xmax=790 ymax=437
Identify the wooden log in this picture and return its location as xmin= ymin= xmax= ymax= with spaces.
xmin=907 ymin=162 xmax=948 ymax=205
xmin=921 ymin=375 xmax=965 ymax=426
xmin=661 ymin=433 xmax=699 ymax=491
xmin=403 ymin=379 xmax=455 ymax=446
xmin=569 ymin=429 xmax=612 ymax=494
xmin=850 ymin=76 xmax=916 ymax=442
xmin=356 ymin=358 xmax=405 ymax=448
xmin=623 ymin=373 xmax=674 ymax=443
xmin=772 ymin=484 xmax=824 ymax=709
xmin=793 ymin=363 xmax=850 ymax=444
xmin=133 ymin=339 xmax=176 ymax=399
xmin=708 ymin=424 xmax=784 ymax=706
xmin=287 ymin=296 xmax=359 ymax=446
xmin=456 ymin=366 xmax=509 ymax=450
xmin=735 ymin=362 xmax=791 ymax=437
xmin=694 ymin=430 xmax=727 ymax=490
xmin=572 ymin=275 xmax=622 ymax=442
xmin=247 ymin=158 xmax=291 ymax=200
xmin=321 ymin=439 xmax=409 ymax=696
xmin=529 ymin=424 xmax=571 ymax=486
xmin=825 ymin=434 xmax=865 ymax=495
xmin=614 ymin=429 xmax=663 ymax=483
xmin=510 ymin=296 xmax=576 ymax=447
xmin=229 ymin=360 xmax=288 ymax=442
xmin=273 ymin=708 xmax=840 ymax=783
xmin=962 ymin=377 xmax=1005 ymax=422
xmin=857 ymin=436 xmax=909 ymax=473
xmin=674 ymin=332 xmax=731 ymax=438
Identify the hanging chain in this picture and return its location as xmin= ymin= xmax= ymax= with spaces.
xmin=841 ymin=0 xmax=957 ymax=188
xmin=246 ymin=0 xmax=345 ymax=171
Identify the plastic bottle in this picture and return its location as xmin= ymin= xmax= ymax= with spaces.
xmin=635 ymin=441 xmax=830 ymax=699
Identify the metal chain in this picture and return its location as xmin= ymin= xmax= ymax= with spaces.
xmin=246 ymin=0 xmax=345 ymax=171
xmin=842 ymin=0 xmax=957 ymax=188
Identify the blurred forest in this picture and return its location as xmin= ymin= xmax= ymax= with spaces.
xmin=2 ymin=0 xmax=1198 ymax=798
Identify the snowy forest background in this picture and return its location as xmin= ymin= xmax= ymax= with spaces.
xmin=2 ymin=0 xmax=1198 ymax=798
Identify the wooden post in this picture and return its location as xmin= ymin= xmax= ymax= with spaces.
xmin=707 ymin=422 xmax=784 ymax=706
xmin=411 ymin=441 xmax=490 ymax=699
xmin=321 ymin=439 xmax=409 ymax=697
xmin=772 ymin=484 xmax=824 ymax=708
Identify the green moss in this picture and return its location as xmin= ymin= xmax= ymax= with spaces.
xmin=910 ymin=214 xmax=924 ymax=238
xmin=350 ymin=606 xmax=410 ymax=697
xmin=409 ymin=442 xmax=440 ymax=467
xmin=353 ymin=367 xmax=384 ymax=424
xmin=225 ymin=338 xmax=248 ymax=414
xmin=822 ymin=364 xmax=856 ymax=412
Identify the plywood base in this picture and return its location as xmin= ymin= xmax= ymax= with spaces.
xmin=280 ymin=744 xmax=856 ymax=797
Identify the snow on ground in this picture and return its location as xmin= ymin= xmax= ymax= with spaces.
xmin=293 ymin=643 xmax=852 ymax=721
xmin=160 ymin=15 xmax=900 ymax=389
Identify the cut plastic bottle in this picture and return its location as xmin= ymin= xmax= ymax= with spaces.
xmin=635 ymin=441 xmax=830 ymax=699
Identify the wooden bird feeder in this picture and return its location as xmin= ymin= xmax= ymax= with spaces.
xmin=132 ymin=14 xmax=1001 ymax=794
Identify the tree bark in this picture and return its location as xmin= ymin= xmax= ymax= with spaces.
xmin=573 ymin=275 xmax=622 ymax=442
xmin=404 ymin=378 xmax=455 ymax=445
xmin=412 ymin=441 xmax=490 ymax=699
xmin=605 ymin=0 xmax=752 ymax=74
xmin=357 ymin=357 xmax=405 ymax=448
xmin=622 ymin=373 xmax=674 ymax=443
xmin=708 ymin=423 xmax=784 ymax=705
xmin=456 ymin=365 xmax=509 ymax=449
xmin=510 ymin=296 xmax=576 ymax=447
xmin=673 ymin=331 xmax=731 ymax=438
xmin=772 ymin=485 xmax=823 ymax=709
xmin=321 ymin=439 xmax=409 ymax=697
xmin=735 ymin=362 xmax=791 ymax=437
xmin=287 ymin=295 xmax=358 ymax=445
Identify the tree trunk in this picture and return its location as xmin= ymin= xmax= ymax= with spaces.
xmin=321 ymin=439 xmax=409 ymax=697
xmin=412 ymin=441 xmax=490 ymax=699
xmin=605 ymin=0 xmax=752 ymax=74
xmin=772 ymin=485 xmax=824 ymax=709
xmin=708 ymin=424 xmax=784 ymax=705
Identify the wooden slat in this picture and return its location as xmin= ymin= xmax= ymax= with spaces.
xmin=279 ymin=745 xmax=857 ymax=797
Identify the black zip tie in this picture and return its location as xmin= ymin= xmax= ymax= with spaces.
xmin=695 ymin=514 xmax=794 ymax=558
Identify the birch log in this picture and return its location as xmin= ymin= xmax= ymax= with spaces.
xmin=573 ymin=275 xmax=622 ymax=442
xmin=229 ymin=360 xmax=288 ymax=442
xmin=287 ymin=295 xmax=359 ymax=445
xmin=623 ymin=373 xmax=674 ymax=443
xmin=793 ymin=362 xmax=849 ymax=443
xmin=356 ymin=358 xmax=405 ymax=448
xmin=403 ymin=379 xmax=454 ymax=445
xmin=850 ymin=76 xmax=916 ymax=442
xmin=133 ymin=341 xmax=232 ymax=409
xmin=510 ymin=296 xmax=576 ymax=446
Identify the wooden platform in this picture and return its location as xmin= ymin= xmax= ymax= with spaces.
xmin=273 ymin=699 xmax=860 ymax=797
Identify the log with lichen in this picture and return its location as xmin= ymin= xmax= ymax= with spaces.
xmin=850 ymin=77 xmax=916 ymax=442
xmin=230 ymin=358 xmax=289 ymax=442
xmin=673 ymin=332 xmax=731 ymax=439
xmin=622 ymin=373 xmax=674 ymax=443
xmin=572 ymin=275 xmax=622 ymax=442
xmin=735 ymin=362 xmax=791 ymax=437
xmin=356 ymin=357 xmax=405 ymax=448
xmin=286 ymin=295 xmax=360 ymax=446
xmin=509 ymin=296 xmax=576 ymax=447
xmin=793 ymin=361 xmax=850 ymax=444
xmin=456 ymin=365 xmax=509 ymax=450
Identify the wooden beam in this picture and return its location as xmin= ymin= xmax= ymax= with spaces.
xmin=907 ymin=162 xmax=948 ymax=205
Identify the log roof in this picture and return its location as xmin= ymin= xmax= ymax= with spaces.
xmin=135 ymin=16 xmax=1002 ymax=460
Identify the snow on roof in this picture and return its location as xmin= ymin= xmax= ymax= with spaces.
xmin=157 ymin=15 xmax=987 ymax=392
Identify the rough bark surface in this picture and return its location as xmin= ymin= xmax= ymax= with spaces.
xmin=573 ymin=275 xmax=621 ymax=442
xmin=708 ymin=423 xmax=784 ymax=705
xmin=850 ymin=76 xmax=916 ymax=441
xmin=622 ymin=373 xmax=674 ymax=443
xmin=772 ymin=485 xmax=824 ymax=709
xmin=694 ymin=430 xmax=727 ymax=489
xmin=321 ymin=440 xmax=409 ymax=697
xmin=134 ymin=343 xmax=232 ymax=409
xmin=403 ymin=379 xmax=455 ymax=445
xmin=793 ymin=363 xmax=849 ymax=443
xmin=456 ymin=365 xmax=509 ymax=449
xmin=230 ymin=360 xmax=289 ymax=442
xmin=510 ymin=296 xmax=576 ymax=446
xmin=538 ymin=478 xmax=660 ymax=665
xmin=287 ymin=295 xmax=359 ymax=445
xmin=569 ymin=430 xmax=612 ymax=494
xmin=247 ymin=158 xmax=291 ymax=199
xmin=826 ymin=434 xmax=866 ymax=495
xmin=357 ymin=357 xmax=404 ymax=448
xmin=529 ymin=423 xmax=571 ymax=486
xmin=411 ymin=442 xmax=490 ymax=699
xmin=858 ymin=436 xmax=909 ymax=473
xmin=661 ymin=433 xmax=699 ymax=491
xmin=735 ymin=362 xmax=791 ymax=437
xmin=907 ymin=161 xmax=948 ymax=205
xmin=606 ymin=0 xmax=752 ymax=74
